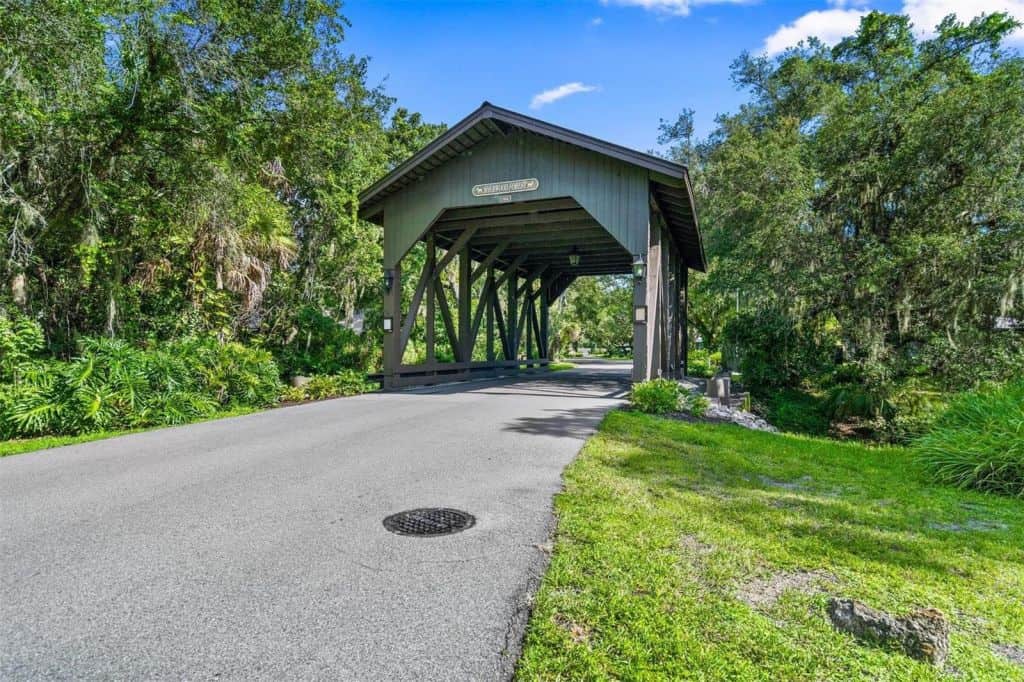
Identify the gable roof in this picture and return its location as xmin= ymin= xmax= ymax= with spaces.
xmin=359 ymin=102 xmax=705 ymax=271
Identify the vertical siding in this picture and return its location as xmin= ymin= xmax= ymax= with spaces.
xmin=381 ymin=132 xmax=649 ymax=267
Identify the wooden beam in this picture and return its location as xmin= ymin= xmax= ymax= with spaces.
xmin=437 ymin=197 xmax=578 ymax=222
xmin=470 ymin=273 xmax=493 ymax=349
xmin=434 ymin=226 xmax=478 ymax=274
xmin=458 ymin=246 xmax=471 ymax=361
xmin=486 ymin=268 xmax=495 ymax=362
xmin=426 ymin=235 xmax=436 ymax=363
xmin=435 ymin=279 xmax=460 ymax=361
xmin=471 ymin=240 xmax=510 ymax=284
xmin=492 ymin=285 xmax=511 ymax=360
xmin=436 ymin=210 xmax=590 ymax=232
xmin=399 ymin=255 xmax=432 ymax=353
xmin=493 ymin=255 xmax=527 ymax=289
xmin=517 ymin=265 xmax=549 ymax=297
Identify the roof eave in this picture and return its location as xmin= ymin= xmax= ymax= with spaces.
xmin=358 ymin=101 xmax=689 ymax=214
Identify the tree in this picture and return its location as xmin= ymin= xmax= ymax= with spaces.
xmin=680 ymin=11 xmax=1024 ymax=393
xmin=0 ymin=0 xmax=441 ymax=372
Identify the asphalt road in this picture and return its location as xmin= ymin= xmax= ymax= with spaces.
xmin=1 ymin=361 xmax=629 ymax=680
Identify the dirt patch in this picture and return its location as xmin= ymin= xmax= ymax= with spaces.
xmin=679 ymin=533 xmax=714 ymax=558
xmin=993 ymin=643 xmax=1024 ymax=667
xmin=928 ymin=520 xmax=1008 ymax=532
xmin=736 ymin=569 xmax=836 ymax=609
xmin=759 ymin=475 xmax=814 ymax=491
xmin=553 ymin=614 xmax=592 ymax=643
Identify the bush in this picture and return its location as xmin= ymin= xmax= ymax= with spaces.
xmin=0 ymin=335 xmax=282 ymax=439
xmin=0 ymin=313 xmax=45 ymax=382
xmin=630 ymin=379 xmax=681 ymax=414
xmin=687 ymin=348 xmax=721 ymax=379
xmin=914 ymin=380 xmax=1024 ymax=497
xmin=721 ymin=308 xmax=833 ymax=393
xmin=280 ymin=370 xmax=377 ymax=402
xmin=680 ymin=392 xmax=710 ymax=417
xmin=272 ymin=306 xmax=378 ymax=376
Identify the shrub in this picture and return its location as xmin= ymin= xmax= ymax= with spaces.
xmin=630 ymin=379 xmax=681 ymax=414
xmin=272 ymin=306 xmax=378 ymax=376
xmin=680 ymin=392 xmax=710 ymax=417
xmin=722 ymin=308 xmax=833 ymax=393
xmin=177 ymin=339 xmax=281 ymax=407
xmin=0 ymin=336 xmax=283 ymax=439
xmin=280 ymin=370 xmax=377 ymax=402
xmin=914 ymin=380 xmax=1024 ymax=497
xmin=0 ymin=313 xmax=45 ymax=382
xmin=687 ymin=348 xmax=721 ymax=379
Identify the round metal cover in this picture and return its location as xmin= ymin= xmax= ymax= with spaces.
xmin=383 ymin=508 xmax=476 ymax=537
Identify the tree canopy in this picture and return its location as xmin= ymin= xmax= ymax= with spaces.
xmin=1 ymin=0 xmax=442 ymax=366
xmin=671 ymin=11 xmax=1023 ymax=397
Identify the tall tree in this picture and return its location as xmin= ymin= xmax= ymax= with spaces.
xmin=686 ymin=11 xmax=1024 ymax=390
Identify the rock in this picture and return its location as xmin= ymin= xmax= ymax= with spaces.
xmin=827 ymin=598 xmax=950 ymax=666
xmin=290 ymin=375 xmax=311 ymax=388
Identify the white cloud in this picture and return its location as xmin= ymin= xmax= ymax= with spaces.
xmin=529 ymin=82 xmax=600 ymax=109
xmin=589 ymin=16 xmax=604 ymax=26
xmin=762 ymin=8 xmax=869 ymax=55
xmin=902 ymin=0 xmax=1024 ymax=42
xmin=762 ymin=0 xmax=1024 ymax=57
xmin=601 ymin=0 xmax=753 ymax=18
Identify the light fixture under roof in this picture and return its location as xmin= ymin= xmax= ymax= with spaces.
xmin=568 ymin=245 xmax=581 ymax=266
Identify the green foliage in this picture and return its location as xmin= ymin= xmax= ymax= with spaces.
xmin=757 ymin=388 xmax=831 ymax=436
xmin=0 ymin=312 xmax=44 ymax=381
xmin=0 ymin=1 xmax=441 ymax=361
xmin=272 ymin=307 xmax=377 ymax=376
xmin=0 ymin=336 xmax=282 ymax=439
xmin=687 ymin=348 xmax=721 ymax=378
xmin=680 ymin=392 xmax=710 ymax=417
xmin=722 ymin=308 xmax=832 ymax=392
xmin=675 ymin=10 xmax=1024 ymax=436
xmin=550 ymin=276 xmax=632 ymax=357
xmin=915 ymin=381 xmax=1024 ymax=497
xmin=630 ymin=379 xmax=681 ymax=415
xmin=280 ymin=371 xmax=377 ymax=402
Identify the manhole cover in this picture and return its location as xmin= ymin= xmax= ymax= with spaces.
xmin=383 ymin=508 xmax=476 ymax=537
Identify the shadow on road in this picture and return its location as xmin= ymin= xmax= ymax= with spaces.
xmin=501 ymin=404 xmax=619 ymax=439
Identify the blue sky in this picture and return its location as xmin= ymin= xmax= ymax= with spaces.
xmin=342 ymin=0 xmax=1024 ymax=154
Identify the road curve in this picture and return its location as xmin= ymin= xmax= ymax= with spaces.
xmin=1 ymin=361 xmax=629 ymax=680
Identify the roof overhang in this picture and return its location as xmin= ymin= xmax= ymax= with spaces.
xmin=359 ymin=102 xmax=706 ymax=272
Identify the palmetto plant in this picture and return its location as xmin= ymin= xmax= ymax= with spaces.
xmin=0 ymin=331 xmax=282 ymax=439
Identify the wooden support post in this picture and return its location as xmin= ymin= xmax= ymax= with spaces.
xmin=486 ymin=267 xmax=495 ymax=362
xmin=645 ymin=220 xmax=663 ymax=379
xmin=426 ymin=234 xmax=436 ymax=364
xmin=540 ymin=284 xmax=550 ymax=360
xmin=435 ymin=280 xmax=459 ymax=361
xmin=632 ymin=260 xmax=646 ymax=382
xmin=682 ymin=265 xmax=689 ymax=377
xmin=383 ymin=261 xmax=402 ymax=388
xmin=524 ymin=275 xmax=534 ymax=361
xmin=458 ymin=244 xmax=471 ymax=362
xmin=492 ymin=285 xmax=511 ymax=360
xmin=508 ymin=269 xmax=519 ymax=365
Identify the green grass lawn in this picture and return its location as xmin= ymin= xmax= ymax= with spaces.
xmin=516 ymin=411 xmax=1024 ymax=680
xmin=550 ymin=362 xmax=577 ymax=372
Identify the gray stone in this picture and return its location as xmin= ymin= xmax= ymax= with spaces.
xmin=289 ymin=375 xmax=311 ymax=387
xmin=827 ymin=598 xmax=950 ymax=666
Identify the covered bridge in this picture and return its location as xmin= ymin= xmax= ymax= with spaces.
xmin=359 ymin=102 xmax=705 ymax=388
